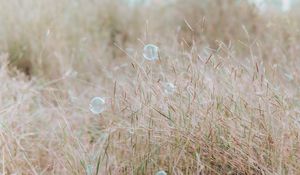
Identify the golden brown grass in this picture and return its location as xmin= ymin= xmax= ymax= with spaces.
xmin=1 ymin=0 xmax=300 ymax=174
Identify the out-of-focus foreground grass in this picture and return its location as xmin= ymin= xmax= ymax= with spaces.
xmin=0 ymin=0 xmax=300 ymax=174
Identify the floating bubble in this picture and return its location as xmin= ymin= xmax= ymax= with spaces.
xmin=46 ymin=29 xmax=50 ymax=37
xmin=128 ymin=128 xmax=134 ymax=134
xmin=100 ymin=133 xmax=109 ymax=140
xmin=89 ymin=97 xmax=106 ymax=115
xmin=131 ymin=100 xmax=142 ymax=112
xmin=126 ymin=47 xmax=135 ymax=54
xmin=187 ymin=85 xmax=194 ymax=97
xmin=68 ymin=90 xmax=78 ymax=103
xmin=164 ymin=82 xmax=176 ymax=95
xmin=295 ymin=118 xmax=300 ymax=128
xmin=156 ymin=170 xmax=167 ymax=175
xmin=64 ymin=68 xmax=78 ymax=78
xmin=86 ymin=164 xmax=93 ymax=175
xmin=284 ymin=72 xmax=294 ymax=81
xmin=143 ymin=44 xmax=159 ymax=61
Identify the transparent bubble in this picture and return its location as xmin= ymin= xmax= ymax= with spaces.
xmin=131 ymin=100 xmax=142 ymax=112
xmin=126 ymin=47 xmax=135 ymax=55
xmin=128 ymin=127 xmax=134 ymax=134
xmin=100 ymin=133 xmax=109 ymax=140
xmin=187 ymin=85 xmax=194 ymax=97
xmin=64 ymin=68 xmax=78 ymax=78
xmin=295 ymin=118 xmax=300 ymax=128
xmin=156 ymin=170 xmax=167 ymax=175
xmin=284 ymin=72 xmax=294 ymax=81
xmin=86 ymin=164 xmax=93 ymax=175
xmin=89 ymin=97 xmax=106 ymax=115
xmin=164 ymin=82 xmax=176 ymax=95
xmin=68 ymin=90 xmax=78 ymax=103
xmin=143 ymin=44 xmax=159 ymax=61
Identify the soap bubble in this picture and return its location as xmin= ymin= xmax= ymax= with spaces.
xmin=89 ymin=97 xmax=106 ymax=115
xmin=156 ymin=170 xmax=167 ymax=175
xmin=284 ymin=72 xmax=294 ymax=81
xmin=64 ymin=68 xmax=78 ymax=78
xmin=164 ymin=82 xmax=176 ymax=95
xmin=128 ymin=127 xmax=134 ymax=134
xmin=86 ymin=164 xmax=93 ymax=175
xmin=68 ymin=90 xmax=78 ymax=103
xmin=143 ymin=44 xmax=159 ymax=61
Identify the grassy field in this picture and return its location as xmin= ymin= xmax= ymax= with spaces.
xmin=1 ymin=0 xmax=300 ymax=174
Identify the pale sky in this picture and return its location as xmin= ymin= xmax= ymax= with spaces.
xmin=245 ymin=0 xmax=291 ymax=11
xmin=127 ymin=0 xmax=293 ymax=11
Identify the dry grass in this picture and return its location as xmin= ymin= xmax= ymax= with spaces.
xmin=0 ymin=0 xmax=300 ymax=174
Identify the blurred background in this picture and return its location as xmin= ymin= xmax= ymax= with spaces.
xmin=1 ymin=0 xmax=300 ymax=174
xmin=127 ymin=0 xmax=299 ymax=11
